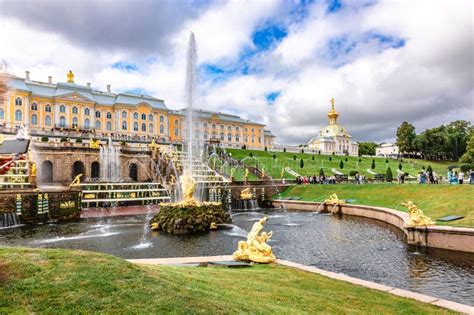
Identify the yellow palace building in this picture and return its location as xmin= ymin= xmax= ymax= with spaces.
xmin=1 ymin=70 xmax=274 ymax=150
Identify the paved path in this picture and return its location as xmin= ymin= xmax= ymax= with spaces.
xmin=128 ymin=256 xmax=474 ymax=314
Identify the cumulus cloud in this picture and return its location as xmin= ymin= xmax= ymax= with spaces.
xmin=0 ymin=0 xmax=472 ymax=145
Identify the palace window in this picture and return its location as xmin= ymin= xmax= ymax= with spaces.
xmin=106 ymin=112 xmax=112 ymax=119
xmin=15 ymin=97 xmax=22 ymax=106
xmin=244 ymin=128 xmax=248 ymax=132
xmin=160 ymin=125 xmax=164 ymax=133
xmin=95 ymin=120 xmax=101 ymax=130
xmin=245 ymin=136 xmax=248 ymax=142
xmin=220 ymin=124 xmax=224 ymax=130
xmin=133 ymin=122 xmax=138 ymax=131
xmin=149 ymin=124 xmax=153 ymax=133
xmin=227 ymin=133 xmax=232 ymax=141
xmin=60 ymin=105 xmax=66 ymax=113
xmin=258 ymin=137 xmax=261 ymax=143
xmin=84 ymin=118 xmax=90 ymax=128
xmin=204 ymin=132 xmax=208 ymax=140
xmin=45 ymin=116 xmax=51 ymax=126
xmin=212 ymin=124 xmax=216 ymax=129
xmin=204 ymin=122 xmax=208 ymax=129
xmin=142 ymin=123 xmax=146 ymax=132
xmin=72 ymin=106 xmax=78 ymax=114
xmin=220 ymin=132 xmax=224 ymax=141
xmin=45 ymin=105 xmax=51 ymax=112
xmin=122 ymin=111 xmax=127 ymax=119
xmin=148 ymin=114 xmax=153 ymax=121
xmin=0 ymin=109 xmax=4 ymax=120
xmin=252 ymin=135 xmax=255 ymax=143
xmin=72 ymin=117 xmax=78 ymax=128
xmin=59 ymin=116 xmax=66 ymax=127
xmin=133 ymin=112 xmax=138 ymax=120
xmin=107 ymin=122 xmax=112 ymax=131
xmin=95 ymin=111 xmax=101 ymax=118
xmin=252 ymin=128 xmax=254 ymax=133
xmin=236 ymin=136 xmax=239 ymax=142
xmin=236 ymin=127 xmax=239 ymax=132
xmin=228 ymin=126 xmax=231 ymax=131
xmin=31 ymin=103 xmax=38 ymax=111
xmin=84 ymin=108 xmax=90 ymax=116
xmin=15 ymin=110 xmax=22 ymax=121
xmin=31 ymin=114 xmax=38 ymax=125
xmin=141 ymin=113 xmax=146 ymax=120
xmin=160 ymin=115 xmax=164 ymax=123
xmin=174 ymin=128 xmax=179 ymax=136
xmin=175 ymin=119 xmax=179 ymax=125
xmin=122 ymin=121 xmax=127 ymax=130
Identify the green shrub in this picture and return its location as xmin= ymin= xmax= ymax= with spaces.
xmin=404 ymin=172 xmax=409 ymax=176
xmin=41 ymin=136 xmax=49 ymax=142
xmin=272 ymin=154 xmax=276 ymax=159
xmin=345 ymin=157 xmax=348 ymax=162
xmin=371 ymin=159 xmax=375 ymax=169
xmin=349 ymin=170 xmax=358 ymax=176
xmin=358 ymin=158 xmax=362 ymax=162
xmin=329 ymin=157 xmax=332 ymax=161
xmin=249 ymin=152 xmax=253 ymax=157
xmin=264 ymin=146 xmax=267 ymax=151
xmin=75 ymin=138 xmax=83 ymax=143
xmin=312 ymin=155 xmax=315 ymax=160
xmin=339 ymin=160 xmax=344 ymax=169
xmin=301 ymin=149 xmax=304 ymax=154
xmin=427 ymin=165 xmax=433 ymax=173
xmin=398 ymin=162 xmax=402 ymax=170
xmin=386 ymin=159 xmax=389 ymax=163
xmin=283 ymin=148 xmax=286 ymax=152
xmin=319 ymin=168 xmax=325 ymax=176
xmin=60 ymin=137 xmax=68 ymax=143
xmin=300 ymin=159 xmax=304 ymax=169
xmin=460 ymin=164 xmax=473 ymax=172
xmin=293 ymin=155 xmax=296 ymax=161
xmin=386 ymin=167 xmax=393 ymax=182
xmin=120 ymin=140 xmax=126 ymax=146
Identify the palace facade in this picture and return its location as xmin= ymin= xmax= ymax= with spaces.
xmin=307 ymin=99 xmax=359 ymax=156
xmin=1 ymin=71 xmax=274 ymax=150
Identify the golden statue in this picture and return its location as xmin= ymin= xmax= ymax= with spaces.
xmin=180 ymin=174 xmax=196 ymax=203
xmin=230 ymin=168 xmax=234 ymax=178
xmin=401 ymin=201 xmax=435 ymax=227
xmin=324 ymin=193 xmax=345 ymax=206
xmin=281 ymin=168 xmax=285 ymax=178
xmin=31 ymin=162 xmax=37 ymax=176
xmin=69 ymin=173 xmax=83 ymax=188
xmin=261 ymin=167 xmax=265 ymax=179
xmin=330 ymin=97 xmax=335 ymax=110
xmin=233 ymin=216 xmax=276 ymax=263
xmin=150 ymin=139 xmax=160 ymax=151
xmin=90 ymin=139 xmax=100 ymax=149
xmin=244 ymin=168 xmax=249 ymax=178
xmin=67 ymin=70 xmax=74 ymax=83
xmin=210 ymin=222 xmax=218 ymax=230
xmin=0 ymin=135 xmax=4 ymax=145
xmin=240 ymin=188 xmax=253 ymax=200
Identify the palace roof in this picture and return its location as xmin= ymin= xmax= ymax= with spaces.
xmin=172 ymin=108 xmax=265 ymax=126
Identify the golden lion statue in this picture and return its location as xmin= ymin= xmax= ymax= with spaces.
xmin=401 ymin=201 xmax=435 ymax=227
xmin=324 ymin=193 xmax=345 ymax=206
xmin=233 ymin=216 xmax=276 ymax=263
xmin=90 ymin=139 xmax=100 ymax=149
xmin=240 ymin=188 xmax=253 ymax=200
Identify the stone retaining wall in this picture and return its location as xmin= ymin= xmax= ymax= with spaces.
xmin=272 ymin=200 xmax=474 ymax=253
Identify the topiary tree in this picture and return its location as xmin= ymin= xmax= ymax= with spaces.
xmin=358 ymin=158 xmax=362 ymax=162
xmin=386 ymin=167 xmax=393 ymax=182
xmin=398 ymin=162 xmax=403 ymax=170
xmin=283 ymin=148 xmax=286 ymax=152
xmin=301 ymin=149 xmax=304 ymax=154
xmin=339 ymin=160 xmax=344 ymax=169
xmin=345 ymin=157 xmax=348 ymax=162
xmin=427 ymin=165 xmax=433 ymax=173
xmin=293 ymin=155 xmax=296 ymax=161
xmin=264 ymin=146 xmax=267 ymax=151
xmin=249 ymin=152 xmax=253 ymax=158
xmin=300 ymin=158 xmax=304 ymax=169
xmin=371 ymin=159 xmax=376 ymax=170
xmin=386 ymin=159 xmax=389 ymax=163
xmin=329 ymin=156 xmax=332 ymax=161
xmin=41 ymin=136 xmax=49 ymax=142
xmin=319 ymin=168 xmax=325 ymax=176
xmin=312 ymin=155 xmax=315 ymax=160
xmin=75 ymin=138 xmax=83 ymax=143
xmin=60 ymin=137 xmax=68 ymax=143
xmin=272 ymin=154 xmax=276 ymax=160
xmin=422 ymin=165 xmax=425 ymax=170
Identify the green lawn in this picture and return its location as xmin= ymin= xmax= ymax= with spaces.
xmin=0 ymin=247 xmax=452 ymax=314
xmin=225 ymin=148 xmax=454 ymax=181
xmin=278 ymin=184 xmax=474 ymax=227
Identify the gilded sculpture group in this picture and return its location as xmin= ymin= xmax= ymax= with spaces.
xmin=233 ymin=216 xmax=276 ymax=263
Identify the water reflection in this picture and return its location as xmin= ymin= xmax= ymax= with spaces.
xmin=0 ymin=211 xmax=472 ymax=305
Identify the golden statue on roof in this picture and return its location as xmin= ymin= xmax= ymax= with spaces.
xmin=67 ymin=70 xmax=74 ymax=83
xmin=330 ymin=98 xmax=335 ymax=110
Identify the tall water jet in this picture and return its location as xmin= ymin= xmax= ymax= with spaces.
xmin=100 ymin=136 xmax=120 ymax=182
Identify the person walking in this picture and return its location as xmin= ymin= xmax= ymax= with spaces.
xmin=459 ymin=171 xmax=464 ymax=185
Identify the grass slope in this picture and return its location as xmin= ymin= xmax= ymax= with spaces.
xmin=0 ymin=247 xmax=452 ymax=314
xmin=226 ymin=148 xmax=454 ymax=181
xmin=279 ymin=184 xmax=474 ymax=227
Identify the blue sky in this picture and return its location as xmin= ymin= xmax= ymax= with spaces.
xmin=1 ymin=0 xmax=472 ymax=144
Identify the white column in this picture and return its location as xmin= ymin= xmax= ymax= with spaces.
xmin=54 ymin=103 xmax=60 ymax=125
xmin=115 ymin=110 xmax=120 ymax=132
xmin=39 ymin=102 xmax=43 ymax=129
xmin=24 ymin=96 xmax=29 ymax=126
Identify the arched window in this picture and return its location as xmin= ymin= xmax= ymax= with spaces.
xmin=133 ymin=112 xmax=138 ymax=120
xmin=84 ymin=118 xmax=90 ymax=128
xmin=95 ymin=111 xmax=101 ymax=118
xmin=252 ymin=135 xmax=255 ymax=143
xmin=122 ymin=111 xmax=127 ymax=119
xmin=149 ymin=124 xmax=153 ymax=133
xmin=220 ymin=132 xmax=224 ymax=141
xmin=228 ymin=133 xmax=232 ymax=141
xmin=72 ymin=117 xmax=78 ymax=128
xmin=228 ymin=126 xmax=232 ymax=131
xmin=0 ymin=109 xmax=4 ymax=120
xmin=106 ymin=112 xmax=112 ymax=119
xmin=40 ymin=160 xmax=53 ymax=183
xmin=122 ymin=121 xmax=127 ymax=130
xmin=71 ymin=161 xmax=85 ymax=180
xmin=204 ymin=132 xmax=208 ymax=140
xmin=221 ymin=124 xmax=224 ymax=130
xmin=133 ymin=122 xmax=138 ymax=131
xmin=72 ymin=106 xmax=78 ymax=114
xmin=236 ymin=126 xmax=239 ymax=132
xmin=148 ymin=114 xmax=153 ymax=121
xmin=106 ymin=121 xmax=112 ymax=131
xmin=15 ymin=97 xmax=22 ymax=106
xmin=45 ymin=116 xmax=51 ymax=126
xmin=160 ymin=125 xmax=164 ymax=133
xmin=159 ymin=115 xmax=164 ymax=123
xmin=59 ymin=116 xmax=66 ymax=127
xmin=236 ymin=136 xmax=240 ymax=142
xmin=31 ymin=114 xmax=38 ymax=125
xmin=175 ymin=119 xmax=179 ymax=125
xmin=129 ymin=163 xmax=138 ymax=181
xmin=141 ymin=123 xmax=146 ymax=132
xmin=31 ymin=103 xmax=38 ymax=110
xmin=15 ymin=110 xmax=22 ymax=121
xmin=91 ymin=161 xmax=100 ymax=179
xmin=45 ymin=105 xmax=51 ymax=112
xmin=84 ymin=108 xmax=90 ymax=116
xmin=141 ymin=113 xmax=146 ymax=120
xmin=95 ymin=120 xmax=101 ymax=130
xmin=174 ymin=128 xmax=179 ymax=136
xmin=212 ymin=124 xmax=216 ymax=129
xmin=60 ymin=105 xmax=66 ymax=113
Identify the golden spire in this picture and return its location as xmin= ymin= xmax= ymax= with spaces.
xmin=67 ymin=70 xmax=74 ymax=83
xmin=328 ymin=97 xmax=339 ymax=125
xmin=330 ymin=98 xmax=335 ymax=110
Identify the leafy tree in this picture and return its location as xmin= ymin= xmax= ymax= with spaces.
xmin=460 ymin=130 xmax=474 ymax=164
xmin=283 ymin=148 xmax=286 ymax=152
xmin=398 ymin=162 xmax=402 ymax=170
xmin=386 ymin=167 xmax=393 ymax=182
xmin=293 ymin=155 xmax=296 ymax=161
xmin=445 ymin=120 xmax=471 ymax=160
xmin=396 ymin=122 xmax=417 ymax=155
xmin=358 ymin=142 xmax=378 ymax=156
xmin=319 ymin=168 xmax=325 ymax=176
xmin=427 ymin=165 xmax=433 ymax=173
xmin=339 ymin=160 xmax=344 ymax=169
xmin=300 ymin=159 xmax=304 ymax=168
xmin=371 ymin=159 xmax=375 ymax=170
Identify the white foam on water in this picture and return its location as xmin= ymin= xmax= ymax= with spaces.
xmin=34 ymin=232 xmax=120 ymax=244
xmin=131 ymin=242 xmax=153 ymax=250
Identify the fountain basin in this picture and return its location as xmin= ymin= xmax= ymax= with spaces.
xmin=151 ymin=202 xmax=231 ymax=235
